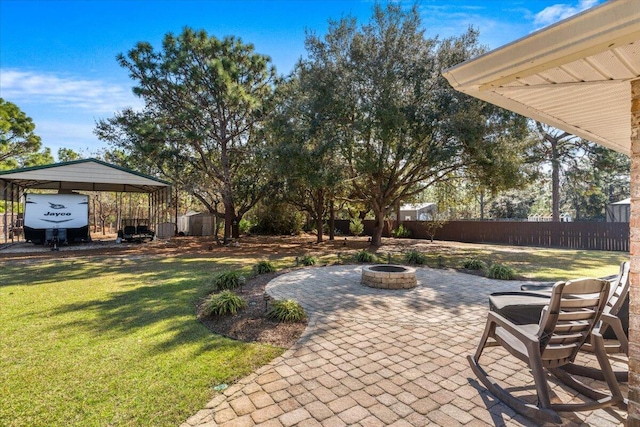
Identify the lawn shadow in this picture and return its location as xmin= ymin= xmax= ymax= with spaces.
xmin=18 ymin=257 xmax=252 ymax=357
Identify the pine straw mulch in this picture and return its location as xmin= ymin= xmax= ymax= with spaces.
xmin=196 ymin=270 xmax=307 ymax=349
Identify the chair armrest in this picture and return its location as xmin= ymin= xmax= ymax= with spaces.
xmin=487 ymin=311 xmax=540 ymax=345
xmin=600 ymin=312 xmax=629 ymax=353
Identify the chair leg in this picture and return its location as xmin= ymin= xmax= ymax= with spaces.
xmin=592 ymin=333 xmax=626 ymax=408
xmin=473 ymin=318 xmax=496 ymax=362
xmin=526 ymin=342 xmax=553 ymax=410
xmin=550 ymin=334 xmax=626 ymax=412
xmin=609 ymin=321 xmax=629 ymax=355
xmin=467 ymin=355 xmax=562 ymax=424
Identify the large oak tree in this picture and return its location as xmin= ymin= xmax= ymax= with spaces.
xmin=302 ymin=4 xmax=527 ymax=246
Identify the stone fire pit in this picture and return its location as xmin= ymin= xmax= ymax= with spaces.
xmin=361 ymin=265 xmax=417 ymax=289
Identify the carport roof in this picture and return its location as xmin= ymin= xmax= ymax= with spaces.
xmin=442 ymin=1 xmax=640 ymax=155
xmin=0 ymin=158 xmax=171 ymax=193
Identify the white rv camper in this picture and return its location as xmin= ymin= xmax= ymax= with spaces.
xmin=23 ymin=194 xmax=90 ymax=245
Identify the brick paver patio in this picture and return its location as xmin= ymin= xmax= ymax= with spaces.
xmin=183 ymin=265 xmax=627 ymax=426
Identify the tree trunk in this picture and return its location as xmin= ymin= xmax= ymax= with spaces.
xmin=371 ymin=209 xmax=385 ymax=247
xmin=552 ymin=140 xmax=560 ymax=222
xmin=174 ymin=185 xmax=179 ymax=236
xmin=316 ymin=215 xmax=323 ymax=243
xmin=479 ymin=190 xmax=485 ymax=220
xmin=232 ymin=215 xmax=240 ymax=239
xmin=328 ymin=199 xmax=335 ymax=241
xmin=223 ymin=197 xmax=234 ymax=243
xmin=315 ymin=191 xmax=325 ymax=243
xmin=222 ymin=138 xmax=234 ymax=243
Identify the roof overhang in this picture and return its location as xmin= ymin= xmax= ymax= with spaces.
xmin=0 ymin=158 xmax=171 ymax=196
xmin=443 ymin=1 xmax=640 ymax=155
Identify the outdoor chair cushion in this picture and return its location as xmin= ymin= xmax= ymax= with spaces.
xmin=488 ymin=291 xmax=551 ymax=325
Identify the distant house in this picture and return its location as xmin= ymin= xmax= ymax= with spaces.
xmin=606 ymin=198 xmax=630 ymax=223
xmin=528 ymin=213 xmax=573 ymax=222
xmin=398 ymin=203 xmax=437 ymax=221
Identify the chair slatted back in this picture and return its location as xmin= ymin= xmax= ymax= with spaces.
xmin=605 ymin=261 xmax=629 ymax=318
xmin=537 ymin=278 xmax=609 ymax=368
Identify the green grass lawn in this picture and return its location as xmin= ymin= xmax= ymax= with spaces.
xmin=0 ymin=256 xmax=282 ymax=427
xmin=0 ymin=241 xmax=628 ymax=427
xmin=418 ymin=245 xmax=628 ymax=281
xmin=332 ymin=242 xmax=627 ymax=281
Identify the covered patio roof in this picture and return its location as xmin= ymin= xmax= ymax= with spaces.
xmin=0 ymin=158 xmax=171 ymax=196
xmin=443 ymin=0 xmax=640 ymax=155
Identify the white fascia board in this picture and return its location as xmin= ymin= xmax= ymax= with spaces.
xmin=443 ymin=1 xmax=640 ymax=91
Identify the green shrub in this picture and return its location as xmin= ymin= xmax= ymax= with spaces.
xmin=349 ymin=218 xmax=364 ymax=236
xmin=404 ymin=250 xmax=426 ymax=265
xmin=213 ymin=271 xmax=241 ymax=290
xmin=249 ymin=201 xmax=305 ymax=235
xmin=266 ymin=299 xmax=306 ymax=322
xmin=253 ymin=260 xmax=276 ymax=275
xmin=300 ymin=255 xmax=317 ymax=266
xmin=487 ymin=263 xmax=516 ymax=280
xmin=392 ymin=224 xmax=411 ymax=238
xmin=238 ymin=218 xmax=252 ymax=234
xmin=202 ymin=290 xmax=247 ymax=316
xmin=463 ymin=258 xmax=486 ymax=270
xmin=355 ymin=249 xmax=374 ymax=263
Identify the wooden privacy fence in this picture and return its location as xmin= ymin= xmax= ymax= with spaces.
xmin=334 ymin=220 xmax=629 ymax=252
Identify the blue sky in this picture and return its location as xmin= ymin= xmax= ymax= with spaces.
xmin=0 ymin=0 xmax=601 ymax=160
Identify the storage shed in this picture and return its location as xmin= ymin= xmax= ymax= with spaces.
xmin=177 ymin=212 xmax=215 ymax=236
xmin=607 ymin=198 xmax=630 ymax=223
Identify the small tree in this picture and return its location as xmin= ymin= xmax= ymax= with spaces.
xmin=423 ymin=217 xmax=447 ymax=243
xmin=488 ymin=191 xmax=535 ymax=219
xmin=349 ymin=218 xmax=364 ymax=236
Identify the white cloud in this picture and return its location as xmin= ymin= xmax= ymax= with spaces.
xmin=0 ymin=69 xmax=142 ymax=114
xmin=418 ymin=4 xmax=528 ymax=50
xmin=533 ymin=0 xmax=599 ymax=28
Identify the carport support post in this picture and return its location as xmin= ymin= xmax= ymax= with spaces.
xmin=631 ymin=78 xmax=640 ymax=426
xmin=2 ymin=183 xmax=6 ymax=243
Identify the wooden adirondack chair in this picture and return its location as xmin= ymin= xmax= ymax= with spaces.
xmin=469 ymin=278 xmax=625 ymax=424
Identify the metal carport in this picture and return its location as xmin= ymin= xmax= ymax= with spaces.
xmin=0 ymin=158 xmax=171 ymax=243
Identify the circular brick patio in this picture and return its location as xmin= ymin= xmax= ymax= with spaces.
xmin=183 ymin=265 xmax=628 ymax=427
